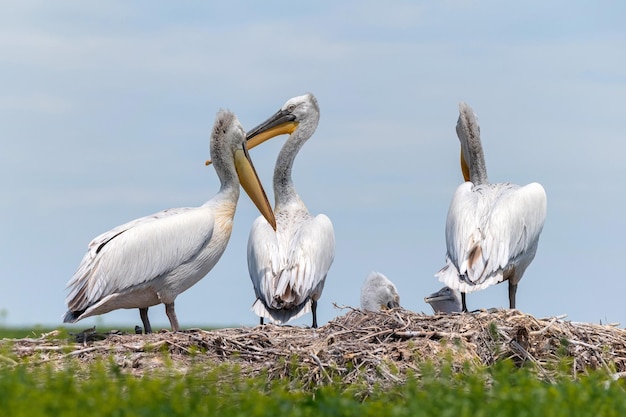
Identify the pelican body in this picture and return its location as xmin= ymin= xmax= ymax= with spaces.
xmin=64 ymin=110 xmax=275 ymax=333
xmin=245 ymin=93 xmax=335 ymax=328
xmin=424 ymin=286 xmax=462 ymax=314
xmin=360 ymin=272 xmax=400 ymax=312
xmin=436 ymin=102 xmax=547 ymax=311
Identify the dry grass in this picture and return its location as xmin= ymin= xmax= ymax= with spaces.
xmin=3 ymin=307 xmax=626 ymax=390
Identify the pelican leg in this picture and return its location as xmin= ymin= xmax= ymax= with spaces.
xmin=311 ymin=300 xmax=318 ymax=328
xmin=508 ymin=282 xmax=517 ymax=309
xmin=139 ymin=307 xmax=152 ymax=334
xmin=165 ymin=302 xmax=180 ymax=332
xmin=259 ymin=317 xmax=264 ymax=325
xmin=461 ymin=292 xmax=468 ymax=312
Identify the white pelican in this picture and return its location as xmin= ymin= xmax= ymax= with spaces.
xmin=435 ymin=102 xmax=547 ymax=312
xmin=245 ymin=93 xmax=335 ymax=328
xmin=63 ymin=110 xmax=276 ymax=333
xmin=424 ymin=286 xmax=462 ymax=314
xmin=360 ymin=271 xmax=400 ymax=312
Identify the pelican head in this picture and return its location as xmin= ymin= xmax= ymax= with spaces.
xmin=212 ymin=110 xmax=276 ymax=230
xmin=456 ymin=102 xmax=487 ymax=184
xmin=246 ymin=93 xmax=320 ymax=150
xmin=360 ymin=271 xmax=401 ymax=312
xmin=424 ymin=286 xmax=462 ymax=314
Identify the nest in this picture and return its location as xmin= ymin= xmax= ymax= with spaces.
xmin=3 ymin=307 xmax=626 ymax=390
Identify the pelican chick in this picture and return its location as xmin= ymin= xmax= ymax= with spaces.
xmin=436 ymin=102 xmax=547 ymax=311
xmin=360 ymin=272 xmax=400 ymax=312
xmin=245 ymin=93 xmax=335 ymax=328
xmin=424 ymin=286 xmax=462 ymax=314
xmin=64 ymin=110 xmax=275 ymax=333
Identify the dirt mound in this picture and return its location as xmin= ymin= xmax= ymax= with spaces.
xmin=4 ymin=307 xmax=626 ymax=389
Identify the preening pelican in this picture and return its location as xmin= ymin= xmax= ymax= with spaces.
xmin=64 ymin=110 xmax=276 ymax=333
xmin=424 ymin=286 xmax=462 ymax=314
xmin=360 ymin=272 xmax=400 ymax=312
xmin=245 ymin=93 xmax=335 ymax=328
xmin=435 ymin=102 xmax=547 ymax=312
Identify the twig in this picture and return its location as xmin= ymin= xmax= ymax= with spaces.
xmin=309 ymin=353 xmax=332 ymax=383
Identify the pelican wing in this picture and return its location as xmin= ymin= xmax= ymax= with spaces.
xmin=66 ymin=207 xmax=215 ymax=311
xmin=248 ymin=214 xmax=335 ymax=322
xmin=247 ymin=216 xmax=281 ymax=305
xmin=275 ymin=214 xmax=335 ymax=302
xmin=438 ymin=181 xmax=547 ymax=292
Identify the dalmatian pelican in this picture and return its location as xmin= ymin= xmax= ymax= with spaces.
xmin=436 ymin=102 xmax=547 ymax=311
xmin=64 ymin=110 xmax=276 ymax=333
xmin=244 ymin=93 xmax=335 ymax=328
xmin=424 ymin=286 xmax=462 ymax=314
xmin=360 ymin=271 xmax=400 ymax=312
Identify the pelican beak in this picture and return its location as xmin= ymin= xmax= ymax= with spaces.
xmin=423 ymin=293 xmax=452 ymax=304
xmin=205 ymin=109 xmax=299 ymax=166
xmin=246 ymin=108 xmax=299 ymax=149
xmin=234 ymin=144 xmax=276 ymax=230
xmin=460 ymin=150 xmax=470 ymax=182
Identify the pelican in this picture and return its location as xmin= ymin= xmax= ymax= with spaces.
xmin=360 ymin=271 xmax=400 ymax=312
xmin=245 ymin=93 xmax=335 ymax=328
xmin=435 ymin=102 xmax=547 ymax=312
xmin=424 ymin=286 xmax=462 ymax=314
xmin=63 ymin=110 xmax=276 ymax=333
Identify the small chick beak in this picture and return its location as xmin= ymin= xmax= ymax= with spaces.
xmin=423 ymin=294 xmax=452 ymax=304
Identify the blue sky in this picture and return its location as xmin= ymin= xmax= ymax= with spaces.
xmin=1 ymin=1 xmax=625 ymax=329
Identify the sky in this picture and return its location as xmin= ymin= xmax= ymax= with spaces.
xmin=1 ymin=1 xmax=625 ymax=330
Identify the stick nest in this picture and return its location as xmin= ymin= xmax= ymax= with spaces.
xmin=3 ymin=307 xmax=626 ymax=390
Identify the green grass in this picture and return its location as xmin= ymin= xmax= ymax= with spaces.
xmin=0 ymin=326 xmax=59 ymax=339
xmin=0 ymin=357 xmax=624 ymax=416
xmin=0 ymin=326 xmax=138 ymax=339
